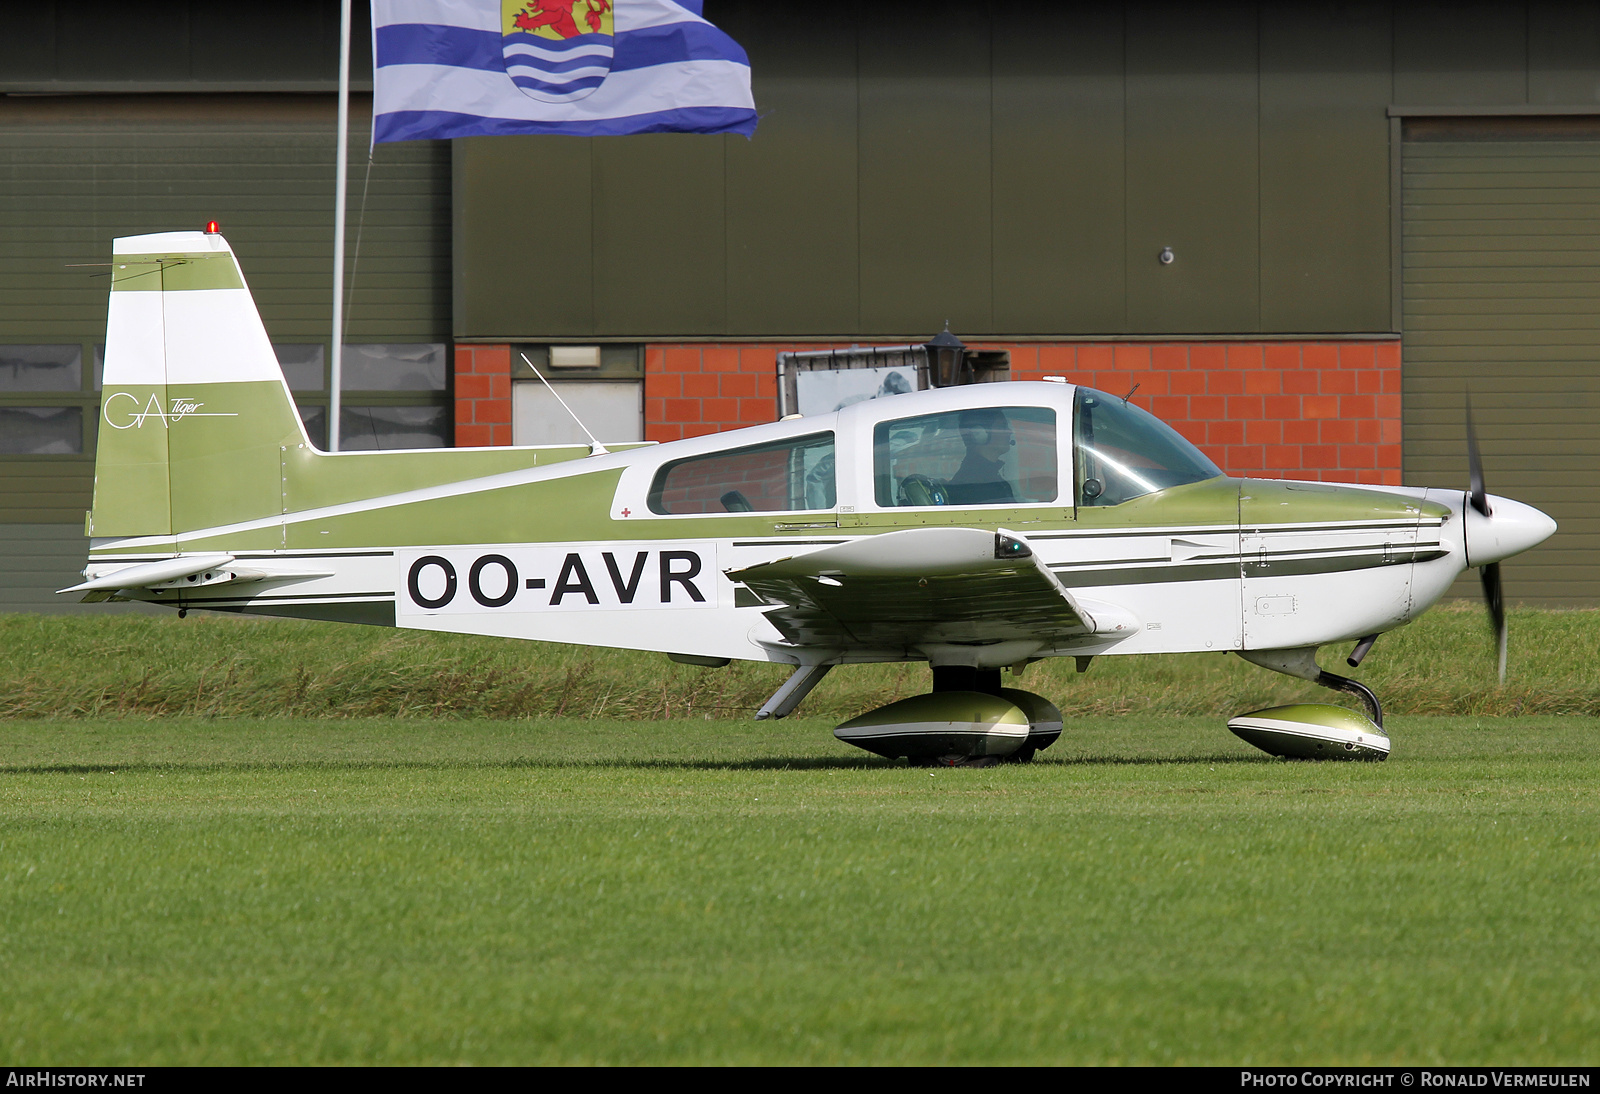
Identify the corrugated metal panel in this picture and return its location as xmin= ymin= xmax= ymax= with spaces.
xmin=0 ymin=94 xmax=449 ymax=345
xmin=1402 ymin=117 xmax=1600 ymax=606
xmin=0 ymin=462 xmax=93 ymax=524
xmin=0 ymin=1 xmax=369 ymax=89
xmin=0 ymin=524 xmax=85 ymax=611
xmin=0 ymin=523 xmax=87 ymax=612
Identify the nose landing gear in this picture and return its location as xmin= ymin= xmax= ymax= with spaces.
xmin=1231 ymin=647 xmax=1390 ymax=761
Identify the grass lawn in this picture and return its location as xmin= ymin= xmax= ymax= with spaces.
xmin=2 ymin=714 xmax=1598 ymax=1065
xmin=5 ymin=605 xmax=1600 ymax=721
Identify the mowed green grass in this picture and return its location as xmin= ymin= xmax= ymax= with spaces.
xmin=3 ymin=715 xmax=1598 ymax=1065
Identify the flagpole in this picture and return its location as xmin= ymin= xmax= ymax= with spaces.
xmin=330 ymin=0 xmax=352 ymax=452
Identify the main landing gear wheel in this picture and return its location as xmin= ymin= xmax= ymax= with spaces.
xmin=831 ymin=687 xmax=1064 ymax=765
xmin=834 ymin=692 xmax=1028 ymax=762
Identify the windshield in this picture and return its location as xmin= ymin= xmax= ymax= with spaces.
xmin=1073 ymin=389 xmax=1222 ymax=507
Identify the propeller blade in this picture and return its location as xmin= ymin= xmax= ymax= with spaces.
xmin=1466 ymin=394 xmax=1490 ymax=517
xmin=1481 ymin=561 xmax=1507 ymax=685
xmin=1468 ymin=396 xmax=1507 ymax=683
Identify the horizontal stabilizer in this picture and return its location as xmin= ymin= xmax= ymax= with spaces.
xmin=60 ymin=553 xmax=237 ymax=593
xmin=60 ymin=554 xmax=332 ymax=595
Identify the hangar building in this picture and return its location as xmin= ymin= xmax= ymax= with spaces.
xmin=2 ymin=2 xmax=1598 ymax=609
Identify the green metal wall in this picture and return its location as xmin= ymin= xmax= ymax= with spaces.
xmin=452 ymin=3 xmax=1389 ymax=340
xmin=456 ymin=2 xmax=1600 ymax=342
xmin=0 ymin=1 xmax=370 ymax=89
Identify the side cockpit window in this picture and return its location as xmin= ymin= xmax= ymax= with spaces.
xmin=874 ymin=407 xmax=1057 ymax=508
xmin=1074 ymin=389 xmax=1222 ymax=507
xmin=648 ymin=432 xmax=835 ymax=514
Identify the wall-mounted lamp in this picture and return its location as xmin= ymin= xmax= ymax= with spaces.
xmin=925 ymin=324 xmax=967 ymax=388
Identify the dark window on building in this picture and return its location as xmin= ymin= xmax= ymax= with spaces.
xmin=0 ymin=346 xmax=94 ymax=457
xmin=283 ymin=343 xmax=451 ymax=450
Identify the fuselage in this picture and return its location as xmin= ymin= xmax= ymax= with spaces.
xmin=84 ymin=380 xmax=1529 ymax=667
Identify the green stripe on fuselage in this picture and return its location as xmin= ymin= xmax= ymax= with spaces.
xmin=1051 ymin=543 xmax=1447 ymax=588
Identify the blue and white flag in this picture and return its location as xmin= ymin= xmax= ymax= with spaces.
xmin=372 ymin=0 xmax=757 ymax=142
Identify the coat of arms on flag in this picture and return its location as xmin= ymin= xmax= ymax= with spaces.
xmin=372 ymin=0 xmax=757 ymax=142
xmin=502 ymin=1 xmax=615 ymax=103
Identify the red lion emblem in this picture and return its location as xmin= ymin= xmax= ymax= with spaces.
xmin=513 ymin=0 xmax=612 ymax=39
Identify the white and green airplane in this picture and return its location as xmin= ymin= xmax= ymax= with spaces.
xmin=65 ymin=230 xmax=1557 ymax=764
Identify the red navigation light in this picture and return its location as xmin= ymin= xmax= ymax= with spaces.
xmin=204 ymin=221 xmax=220 ymax=235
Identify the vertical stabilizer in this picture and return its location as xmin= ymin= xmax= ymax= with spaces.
xmin=91 ymin=232 xmax=307 ymax=537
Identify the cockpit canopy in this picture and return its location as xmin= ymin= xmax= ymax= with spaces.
xmin=635 ymin=381 xmax=1223 ymax=518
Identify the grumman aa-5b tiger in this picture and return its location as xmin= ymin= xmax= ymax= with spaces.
xmin=67 ymin=231 xmax=1557 ymax=765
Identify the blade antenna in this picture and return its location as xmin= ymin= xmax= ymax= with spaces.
xmin=519 ymin=352 xmax=609 ymax=455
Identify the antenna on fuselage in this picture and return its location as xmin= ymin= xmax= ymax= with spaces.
xmin=519 ymin=352 xmax=609 ymax=456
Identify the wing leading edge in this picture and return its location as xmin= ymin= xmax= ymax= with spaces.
xmin=727 ymin=526 xmax=1110 ymax=650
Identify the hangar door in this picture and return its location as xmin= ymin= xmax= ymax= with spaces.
xmin=1402 ymin=117 xmax=1600 ymax=607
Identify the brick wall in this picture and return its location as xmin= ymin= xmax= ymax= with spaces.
xmin=459 ymin=338 xmax=1402 ymax=487
xmin=1010 ymin=341 xmax=1402 ymax=486
xmin=645 ymin=344 xmax=780 ymax=441
xmin=453 ymin=344 xmax=512 ymax=447
xmin=641 ymin=339 xmax=1400 ymax=486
